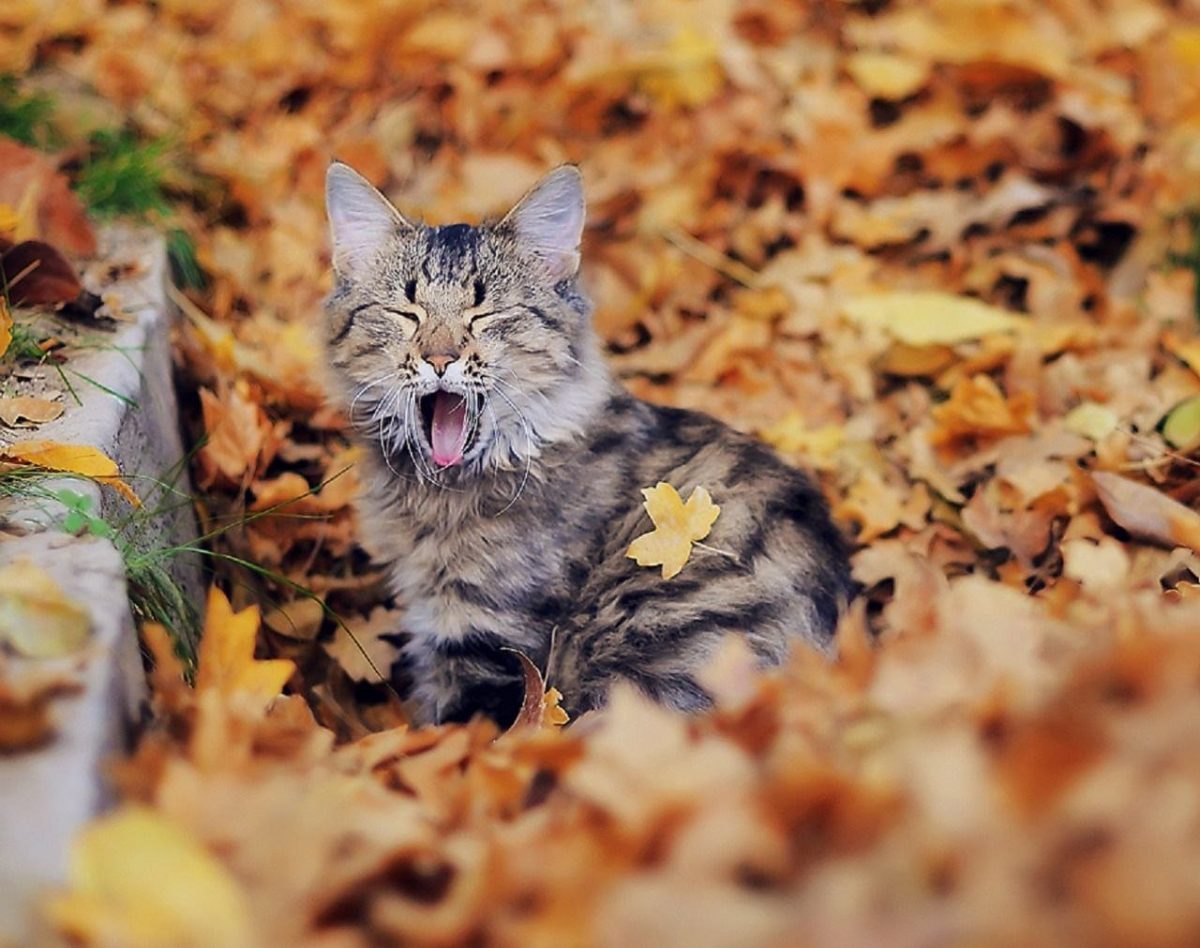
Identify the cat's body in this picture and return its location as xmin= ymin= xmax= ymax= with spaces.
xmin=323 ymin=162 xmax=851 ymax=727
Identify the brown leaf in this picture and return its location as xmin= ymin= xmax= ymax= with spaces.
xmin=0 ymin=395 xmax=63 ymax=426
xmin=1 ymin=239 xmax=83 ymax=306
xmin=1092 ymin=472 xmax=1200 ymax=553
xmin=0 ymin=140 xmax=96 ymax=256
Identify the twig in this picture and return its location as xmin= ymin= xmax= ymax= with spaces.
xmin=662 ymin=228 xmax=763 ymax=289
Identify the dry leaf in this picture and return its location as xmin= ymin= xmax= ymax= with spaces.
xmin=627 ymin=482 xmax=721 ymax=580
xmin=322 ymin=606 xmax=400 ymax=683
xmin=1161 ymin=396 xmax=1200 ymax=451
xmin=0 ymin=660 xmax=81 ymax=751
xmin=0 ymin=140 xmax=96 ymax=256
xmin=196 ymin=587 xmax=295 ymax=705
xmin=43 ymin=806 xmax=255 ymax=948
xmin=929 ymin=375 xmax=1034 ymax=447
xmin=507 ymin=649 xmax=570 ymax=731
xmin=1 ymin=239 xmax=83 ymax=306
xmin=0 ymin=560 xmax=91 ymax=658
xmin=0 ymin=440 xmax=140 ymax=506
xmin=1092 ymin=472 xmax=1200 ymax=553
xmin=0 ymin=297 xmax=11 ymax=356
xmin=843 ymin=292 xmax=1028 ymax=346
xmin=0 ymin=395 xmax=64 ymax=427
xmin=1064 ymin=402 xmax=1119 ymax=442
xmin=845 ymin=51 xmax=930 ymax=99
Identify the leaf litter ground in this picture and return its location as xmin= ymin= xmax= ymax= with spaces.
xmin=7 ymin=0 xmax=1200 ymax=944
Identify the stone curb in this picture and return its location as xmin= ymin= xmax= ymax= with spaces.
xmin=0 ymin=227 xmax=201 ymax=942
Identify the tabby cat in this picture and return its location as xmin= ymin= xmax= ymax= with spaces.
xmin=323 ymin=161 xmax=851 ymax=727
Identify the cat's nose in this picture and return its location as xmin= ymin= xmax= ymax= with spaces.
xmin=426 ymin=353 xmax=458 ymax=376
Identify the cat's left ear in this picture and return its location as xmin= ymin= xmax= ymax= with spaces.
xmin=326 ymin=161 xmax=411 ymax=279
xmin=501 ymin=165 xmax=585 ymax=280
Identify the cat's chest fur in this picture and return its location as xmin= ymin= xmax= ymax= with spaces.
xmin=357 ymin=453 xmax=587 ymax=652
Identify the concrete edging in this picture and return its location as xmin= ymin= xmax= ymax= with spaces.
xmin=0 ymin=227 xmax=201 ymax=942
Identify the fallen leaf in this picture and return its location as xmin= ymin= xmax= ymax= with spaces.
xmin=845 ymin=51 xmax=930 ymax=99
xmin=0 ymin=440 xmax=140 ymax=506
xmin=0 ymin=560 xmax=91 ymax=658
xmin=1061 ymin=537 xmax=1131 ymax=589
xmin=1 ymin=239 xmax=83 ymax=306
xmin=843 ymin=292 xmax=1028 ymax=346
xmin=263 ymin=597 xmax=325 ymax=641
xmin=0 ymin=395 xmax=64 ymax=426
xmin=0 ymin=297 xmax=11 ymax=355
xmin=0 ymin=659 xmax=81 ymax=751
xmin=0 ymin=140 xmax=96 ymax=256
xmin=929 ymin=375 xmax=1034 ymax=448
xmin=506 ymin=649 xmax=570 ymax=731
xmin=195 ymin=383 xmax=284 ymax=490
xmin=322 ymin=606 xmax=400 ymax=683
xmin=1161 ymin=396 xmax=1200 ymax=451
xmin=758 ymin=417 xmax=844 ymax=471
xmin=1092 ymin=472 xmax=1200 ymax=553
xmin=43 ymin=805 xmax=255 ymax=948
xmin=196 ymin=587 xmax=294 ymax=705
xmin=1064 ymin=402 xmax=1119 ymax=442
xmin=627 ymin=482 xmax=721 ymax=580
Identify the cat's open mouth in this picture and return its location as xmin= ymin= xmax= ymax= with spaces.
xmin=419 ymin=390 xmax=471 ymax=467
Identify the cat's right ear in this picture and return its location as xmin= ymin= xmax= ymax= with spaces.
xmin=325 ymin=161 xmax=411 ymax=279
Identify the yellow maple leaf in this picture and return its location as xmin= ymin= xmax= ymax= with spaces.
xmin=43 ymin=805 xmax=255 ymax=948
xmin=196 ymin=587 xmax=294 ymax=705
xmin=542 ymin=687 xmax=570 ymax=728
xmin=0 ymin=440 xmax=141 ymax=507
xmin=627 ymin=482 xmax=721 ymax=580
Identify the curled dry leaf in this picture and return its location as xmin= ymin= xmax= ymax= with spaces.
xmin=506 ymin=648 xmax=570 ymax=731
xmin=0 ymin=297 xmax=11 ymax=356
xmin=627 ymin=482 xmax=722 ymax=580
xmin=0 ymin=560 xmax=91 ymax=659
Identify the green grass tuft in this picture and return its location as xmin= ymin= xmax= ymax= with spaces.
xmin=74 ymin=130 xmax=172 ymax=218
xmin=166 ymin=226 xmax=205 ymax=290
xmin=0 ymin=75 xmax=58 ymax=148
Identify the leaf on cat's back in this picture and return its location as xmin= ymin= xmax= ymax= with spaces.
xmin=626 ymin=482 xmax=721 ymax=580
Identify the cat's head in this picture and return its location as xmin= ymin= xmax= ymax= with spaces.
xmin=323 ymin=161 xmax=608 ymax=481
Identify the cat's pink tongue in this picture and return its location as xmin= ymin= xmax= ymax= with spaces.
xmin=430 ymin=392 xmax=468 ymax=467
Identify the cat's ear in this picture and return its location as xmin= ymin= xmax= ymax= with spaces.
xmin=501 ymin=165 xmax=585 ymax=280
xmin=325 ymin=161 xmax=411 ymax=279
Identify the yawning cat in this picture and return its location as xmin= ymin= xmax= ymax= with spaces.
xmin=323 ymin=161 xmax=852 ymax=727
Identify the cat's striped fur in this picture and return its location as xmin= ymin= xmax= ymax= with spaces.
xmin=323 ymin=162 xmax=851 ymax=727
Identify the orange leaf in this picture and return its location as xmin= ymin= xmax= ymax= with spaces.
xmin=0 ymin=440 xmax=140 ymax=506
xmin=0 ymin=140 xmax=96 ymax=256
xmin=929 ymin=374 xmax=1033 ymax=448
xmin=196 ymin=587 xmax=294 ymax=705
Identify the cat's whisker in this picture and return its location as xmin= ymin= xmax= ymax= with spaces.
xmin=482 ymin=381 xmax=536 ymax=513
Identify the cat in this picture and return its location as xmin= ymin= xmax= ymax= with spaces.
xmin=322 ymin=160 xmax=852 ymax=728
